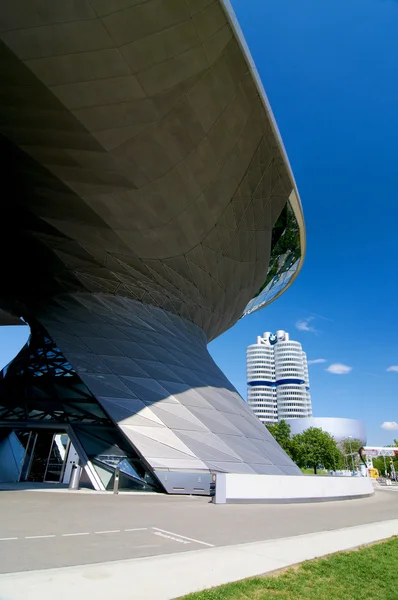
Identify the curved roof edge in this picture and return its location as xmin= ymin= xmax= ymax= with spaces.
xmin=220 ymin=0 xmax=306 ymax=305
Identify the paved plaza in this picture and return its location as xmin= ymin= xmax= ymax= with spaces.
xmin=0 ymin=488 xmax=397 ymax=575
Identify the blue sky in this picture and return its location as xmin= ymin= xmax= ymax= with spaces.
xmin=211 ymin=0 xmax=398 ymax=446
xmin=1 ymin=0 xmax=397 ymax=446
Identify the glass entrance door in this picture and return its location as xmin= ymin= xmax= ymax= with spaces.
xmin=17 ymin=430 xmax=70 ymax=483
xmin=19 ymin=431 xmax=38 ymax=481
xmin=43 ymin=434 xmax=69 ymax=482
xmin=27 ymin=431 xmax=54 ymax=481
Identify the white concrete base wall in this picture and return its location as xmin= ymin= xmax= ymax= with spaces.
xmin=214 ymin=473 xmax=374 ymax=504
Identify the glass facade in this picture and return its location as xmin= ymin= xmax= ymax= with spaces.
xmin=241 ymin=200 xmax=301 ymax=318
xmin=0 ymin=323 xmax=161 ymax=492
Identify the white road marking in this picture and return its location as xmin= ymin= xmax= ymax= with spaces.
xmin=25 ymin=535 xmax=56 ymax=540
xmin=1 ymin=526 xmax=213 ymax=549
xmin=94 ymin=530 xmax=120 ymax=534
xmin=153 ymin=531 xmax=190 ymax=544
xmin=152 ymin=528 xmax=214 ymax=547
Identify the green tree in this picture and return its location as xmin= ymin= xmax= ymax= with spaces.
xmin=339 ymin=438 xmax=363 ymax=469
xmin=266 ymin=420 xmax=293 ymax=459
xmin=290 ymin=427 xmax=342 ymax=474
xmin=340 ymin=438 xmax=363 ymax=455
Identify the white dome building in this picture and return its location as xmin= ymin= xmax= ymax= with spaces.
xmin=285 ymin=417 xmax=366 ymax=445
xmin=247 ymin=330 xmax=312 ymax=424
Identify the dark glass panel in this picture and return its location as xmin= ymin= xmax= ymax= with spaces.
xmin=242 ymin=200 xmax=301 ymax=317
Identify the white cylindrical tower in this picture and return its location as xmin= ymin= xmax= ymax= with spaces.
xmin=247 ymin=339 xmax=277 ymax=424
xmin=247 ymin=330 xmax=312 ymax=424
xmin=274 ymin=338 xmax=311 ymax=420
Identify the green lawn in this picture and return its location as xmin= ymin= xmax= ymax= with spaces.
xmin=300 ymin=468 xmax=329 ymax=475
xmin=181 ymin=537 xmax=398 ymax=600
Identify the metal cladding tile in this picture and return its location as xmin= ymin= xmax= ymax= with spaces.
xmin=41 ymin=322 xmax=89 ymax=343
xmin=78 ymin=337 xmax=123 ymax=356
xmin=63 ymin=353 xmax=112 ymax=375
xmin=223 ymin=412 xmax=272 ymax=441
xmin=156 ymin=383 xmax=213 ymax=410
xmin=206 ymin=461 xmax=255 ymax=474
xmin=149 ymin=403 xmax=209 ymax=432
xmin=188 ymin=407 xmax=243 ymax=436
xmin=283 ymin=465 xmax=304 ymax=476
xmin=118 ymin=379 xmax=173 ymax=403
xmin=125 ymin=405 xmax=166 ymax=427
xmin=103 ymin=0 xmax=190 ymax=47
xmin=130 ymin=360 xmax=186 ymax=383
xmin=109 ymin=409 xmax=167 ymax=430
xmin=81 ymin=371 xmax=138 ymax=395
xmin=216 ymin=434 xmax=274 ymax=465
xmin=50 ymin=294 xmax=96 ymax=314
xmin=193 ymin=389 xmax=241 ymax=415
xmin=175 ymin=429 xmax=241 ymax=461
xmin=120 ymin=424 xmax=198 ymax=458
xmin=98 ymin=397 xmax=146 ymax=423
xmin=146 ymin=395 xmax=181 ymax=406
xmin=1 ymin=0 xmax=96 ymax=29
xmin=112 ymin=322 xmax=153 ymax=340
xmin=250 ymin=440 xmax=299 ymax=470
xmin=134 ymin=341 xmax=183 ymax=361
xmin=186 ymin=244 xmax=209 ymax=272
xmin=203 ymin=22 xmax=232 ymax=64
xmin=250 ymin=464 xmax=286 ymax=475
xmin=91 ymin=324 xmax=135 ymax=341
xmin=96 ymin=396 xmax=146 ymax=412
xmin=109 ymin=340 xmax=156 ymax=361
xmin=97 ymin=355 xmax=148 ymax=377
xmin=167 ymin=351 xmax=202 ymax=371
xmin=99 ymin=399 xmax=168 ymax=430
xmin=119 ymin=375 xmax=173 ymax=395
xmin=165 ymin=367 xmax=208 ymax=388
xmin=146 ymin=346 xmax=187 ymax=368
xmin=58 ymin=322 xmax=102 ymax=338
xmin=148 ymin=457 xmax=208 ymax=470
xmin=176 ymin=433 xmax=242 ymax=463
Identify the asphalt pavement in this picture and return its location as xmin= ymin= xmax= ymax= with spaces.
xmin=1 ymin=488 xmax=397 ymax=574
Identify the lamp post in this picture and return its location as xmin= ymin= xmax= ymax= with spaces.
xmin=348 ymin=436 xmax=354 ymax=473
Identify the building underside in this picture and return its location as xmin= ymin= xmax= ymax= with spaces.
xmin=0 ymin=0 xmax=305 ymax=492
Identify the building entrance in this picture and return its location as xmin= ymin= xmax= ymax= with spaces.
xmin=0 ymin=428 xmax=79 ymax=484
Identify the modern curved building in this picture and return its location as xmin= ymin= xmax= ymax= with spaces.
xmin=0 ymin=0 xmax=305 ymax=493
xmin=247 ymin=330 xmax=312 ymax=424
xmin=285 ymin=418 xmax=367 ymax=445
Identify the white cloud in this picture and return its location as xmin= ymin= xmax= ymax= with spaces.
xmin=308 ymin=358 xmax=327 ymax=365
xmin=387 ymin=366 xmax=398 ymax=373
xmin=295 ymin=317 xmax=318 ymax=333
xmin=326 ymin=363 xmax=352 ymax=375
xmin=381 ymin=421 xmax=398 ymax=431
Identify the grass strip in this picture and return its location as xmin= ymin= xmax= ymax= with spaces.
xmin=181 ymin=537 xmax=398 ymax=600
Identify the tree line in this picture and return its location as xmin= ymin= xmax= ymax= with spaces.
xmin=266 ymin=420 xmax=366 ymax=474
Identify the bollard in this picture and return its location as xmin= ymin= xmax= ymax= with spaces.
xmin=69 ymin=463 xmax=81 ymax=490
xmin=113 ymin=467 xmax=120 ymax=495
xmin=212 ymin=473 xmax=227 ymax=504
xmin=210 ymin=473 xmax=216 ymax=500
